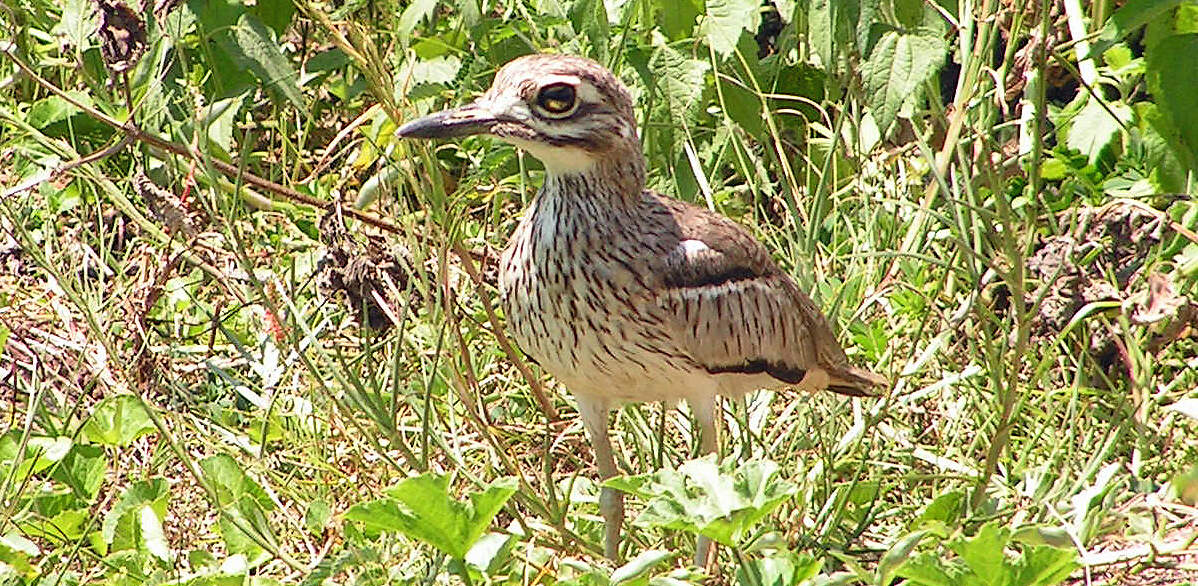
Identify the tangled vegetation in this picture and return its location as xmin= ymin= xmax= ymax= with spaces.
xmin=2 ymin=0 xmax=1197 ymax=584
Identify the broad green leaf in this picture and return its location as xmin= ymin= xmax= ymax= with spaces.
xmin=736 ymin=550 xmax=821 ymax=586
xmin=657 ymin=0 xmax=702 ymax=40
xmin=27 ymin=91 xmax=91 ymax=129
xmin=464 ymin=532 xmax=513 ymax=574
xmin=895 ymin=552 xmax=965 ymax=586
xmin=0 ymin=434 xmax=71 ymax=484
xmin=648 ymin=39 xmax=710 ymax=121
xmin=20 ymin=508 xmax=89 ymax=542
xmin=345 ymin=474 xmax=518 ymax=559
xmin=570 ymin=0 xmax=610 ymax=56
xmin=862 ymin=20 xmax=947 ymax=132
xmin=610 ymin=550 xmax=673 ymax=585
xmin=82 ymin=395 xmax=156 ymax=447
xmin=196 ymin=94 xmax=247 ymax=159
xmin=606 ymin=456 xmax=796 ymax=547
xmin=139 ymin=505 xmax=171 ymax=561
xmin=252 ymin=0 xmax=296 ymax=35
xmin=1093 ymin=0 xmax=1189 ymax=53
xmin=949 ymin=522 xmax=1008 ymax=582
xmin=304 ymin=499 xmax=331 ymax=536
xmin=1013 ymin=545 xmax=1078 ymax=586
xmin=215 ymin=14 xmax=305 ymax=110
xmin=102 ymin=479 xmax=169 ymax=553
xmin=199 ymin=455 xmax=274 ymax=510
xmin=702 ymin=0 xmax=761 ymax=57
xmin=398 ymin=0 xmax=439 ymax=41
xmin=218 ymin=496 xmax=276 ymax=557
xmin=915 ymin=490 xmax=964 ymax=528
xmin=1065 ymin=97 xmax=1131 ymax=163
xmin=52 ymin=444 xmax=107 ymax=503
xmin=1145 ymin=34 xmax=1198 ymax=169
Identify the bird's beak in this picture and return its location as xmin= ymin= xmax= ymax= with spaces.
xmin=396 ymin=102 xmax=499 ymax=139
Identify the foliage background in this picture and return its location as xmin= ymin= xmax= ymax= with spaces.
xmin=2 ymin=0 xmax=1197 ymax=584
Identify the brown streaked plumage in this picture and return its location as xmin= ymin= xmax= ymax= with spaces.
xmin=397 ymin=54 xmax=885 ymax=563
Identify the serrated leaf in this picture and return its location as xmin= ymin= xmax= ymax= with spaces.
xmin=83 ymin=395 xmax=155 ymax=447
xmin=702 ymin=0 xmax=761 ymax=57
xmin=345 ymin=474 xmax=517 ymax=559
xmin=862 ymin=21 xmax=947 ymax=132
xmin=649 ymin=40 xmax=709 ymax=121
xmin=215 ymin=14 xmax=304 ymax=109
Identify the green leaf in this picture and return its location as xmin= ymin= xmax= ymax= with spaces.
xmin=702 ymin=0 xmax=761 ymax=58
xmin=199 ymin=454 xmax=274 ymax=510
xmin=648 ymin=38 xmax=710 ymax=121
xmin=0 ymin=533 xmax=38 ymax=579
xmin=878 ymin=530 xmax=931 ymax=586
xmin=82 ymin=395 xmax=156 ymax=447
xmin=27 ymin=91 xmax=91 ymax=129
xmin=657 ymin=0 xmax=702 ymax=40
xmin=101 ymin=479 xmax=169 ymax=555
xmin=215 ymin=14 xmax=305 ymax=110
xmin=304 ymin=499 xmax=332 ymax=536
xmin=605 ymin=456 xmax=796 ymax=547
xmin=1145 ymin=34 xmax=1198 ymax=169
xmin=218 ymin=496 xmax=276 ymax=557
xmin=1065 ymin=96 xmax=1131 ymax=163
xmin=398 ymin=0 xmax=439 ymax=42
xmin=610 ymin=550 xmax=674 ymax=585
xmin=0 ymin=434 xmax=71 ymax=485
xmin=345 ymin=474 xmax=518 ymax=559
xmin=570 ymin=0 xmax=610 ymax=56
xmin=895 ymin=552 xmax=966 ymax=586
xmin=915 ymin=490 xmax=965 ymax=528
xmin=737 ymin=550 xmax=821 ymax=586
xmin=949 ymin=521 xmax=1009 ymax=582
xmin=1092 ymin=0 xmax=1189 ymax=53
xmin=1014 ymin=545 xmax=1078 ymax=586
xmin=251 ymin=0 xmax=296 ymax=36
xmin=862 ymin=20 xmax=947 ymax=132
xmin=51 ymin=444 xmax=107 ymax=503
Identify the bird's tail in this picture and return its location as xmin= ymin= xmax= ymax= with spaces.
xmin=826 ymin=365 xmax=887 ymax=397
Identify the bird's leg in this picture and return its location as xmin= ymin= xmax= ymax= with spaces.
xmin=691 ymin=395 xmax=719 ymax=569
xmin=577 ymin=395 xmax=623 ymax=561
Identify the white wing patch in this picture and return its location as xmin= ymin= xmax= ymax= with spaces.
xmin=677 ymin=239 xmax=711 ymax=256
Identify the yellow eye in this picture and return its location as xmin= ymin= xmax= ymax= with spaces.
xmin=537 ymin=83 xmax=577 ymax=115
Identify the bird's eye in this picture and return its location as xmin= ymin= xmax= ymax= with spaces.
xmin=536 ymin=83 xmax=577 ymax=116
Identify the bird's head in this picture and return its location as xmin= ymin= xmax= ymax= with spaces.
xmin=397 ymin=54 xmax=641 ymax=178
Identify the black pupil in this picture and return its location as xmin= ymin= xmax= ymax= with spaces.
xmin=538 ymin=84 xmax=576 ymax=113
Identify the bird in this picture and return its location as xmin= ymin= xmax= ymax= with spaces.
xmin=396 ymin=53 xmax=884 ymax=564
